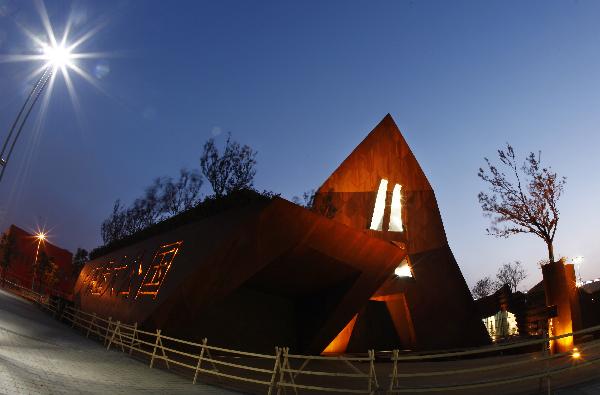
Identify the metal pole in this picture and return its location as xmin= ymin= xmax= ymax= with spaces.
xmin=0 ymin=67 xmax=53 ymax=184
xmin=31 ymin=237 xmax=43 ymax=290
xmin=0 ymin=68 xmax=49 ymax=159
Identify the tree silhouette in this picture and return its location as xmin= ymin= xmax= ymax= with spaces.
xmin=34 ymin=250 xmax=56 ymax=292
xmin=472 ymin=276 xmax=496 ymax=299
xmin=0 ymin=231 xmax=16 ymax=284
xmin=161 ymin=168 xmax=203 ymax=216
xmin=478 ymin=144 xmax=566 ymax=262
xmin=72 ymin=248 xmax=89 ymax=278
xmin=496 ymin=261 xmax=527 ymax=292
xmin=200 ymin=133 xmax=257 ymax=197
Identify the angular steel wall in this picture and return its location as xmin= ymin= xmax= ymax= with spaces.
xmin=314 ymin=114 xmax=490 ymax=351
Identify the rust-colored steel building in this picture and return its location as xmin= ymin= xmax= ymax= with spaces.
xmin=74 ymin=115 xmax=489 ymax=354
xmin=2 ymin=224 xmax=74 ymax=298
xmin=314 ymin=114 xmax=489 ymax=352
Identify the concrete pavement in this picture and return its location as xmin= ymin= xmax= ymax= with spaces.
xmin=0 ymin=288 xmax=240 ymax=395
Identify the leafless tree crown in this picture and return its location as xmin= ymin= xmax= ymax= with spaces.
xmin=472 ymin=276 xmax=496 ymax=299
xmin=478 ymin=144 xmax=566 ymax=262
xmin=496 ymin=261 xmax=527 ymax=292
xmin=200 ymin=133 xmax=257 ymax=197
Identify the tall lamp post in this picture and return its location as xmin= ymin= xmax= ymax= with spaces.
xmin=31 ymin=231 xmax=47 ymax=291
xmin=0 ymin=44 xmax=73 ymax=184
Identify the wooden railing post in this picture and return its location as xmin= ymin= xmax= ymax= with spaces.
xmin=104 ymin=317 xmax=113 ymax=345
xmin=86 ymin=313 xmax=96 ymax=338
xmin=107 ymin=320 xmax=123 ymax=351
xmin=150 ymin=329 xmax=169 ymax=369
xmin=390 ymin=349 xmax=399 ymax=392
xmin=129 ymin=322 xmax=138 ymax=355
xmin=277 ymin=347 xmax=296 ymax=395
xmin=150 ymin=329 xmax=161 ymax=368
xmin=368 ymin=350 xmax=378 ymax=394
xmin=71 ymin=308 xmax=78 ymax=328
xmin=267 ymin=347 xmax=281 ymax=395
xmin=193 ymin=337 xmax=207 ymax=384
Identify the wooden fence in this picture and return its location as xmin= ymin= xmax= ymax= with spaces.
xmin=37 ymin=295 xmax=377 ymax=394
xmin=7 ymin=282 xmax=600 ymax=394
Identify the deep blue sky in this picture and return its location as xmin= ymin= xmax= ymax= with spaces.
xmin=0 ymin=0 xmax=599 ymax=290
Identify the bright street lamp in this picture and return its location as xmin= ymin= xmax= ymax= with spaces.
xmin=42 ymin=44 xmax=73 ymax=69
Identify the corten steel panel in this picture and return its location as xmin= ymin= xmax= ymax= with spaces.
xmin=313 ymin=114 xmax=490 ymax=351
xmin=3 ymin=225 xmax=74 ymax=298
xmin=74 ymin=197 xmax=406 ymax=354
xmin=542 ymin=261 xmax=581 ymax=353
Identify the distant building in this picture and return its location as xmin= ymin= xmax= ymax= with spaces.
xmin=1 ymin=224 xmax=74 ymax=298
xmin=475 ymin=260 xmax=598 ymax=353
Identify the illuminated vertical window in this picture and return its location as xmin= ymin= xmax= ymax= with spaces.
xmin=370 ymin=179 xmax=388 ymax=230
xmin=388 ymin=184 xmax=403 ymax=232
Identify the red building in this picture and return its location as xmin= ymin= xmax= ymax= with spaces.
xmin=2 ymin=225 xmax=74 ymax=299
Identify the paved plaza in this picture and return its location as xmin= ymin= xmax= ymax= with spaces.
xmin=0 ymin=288 xmax=238 ymax=395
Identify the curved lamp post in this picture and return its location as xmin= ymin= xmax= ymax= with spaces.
xmin=0 ymin=44 xmax=73 ymax=184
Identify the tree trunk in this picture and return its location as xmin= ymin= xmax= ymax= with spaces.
xmin=547 ymin=241 xmax=555 ymax=263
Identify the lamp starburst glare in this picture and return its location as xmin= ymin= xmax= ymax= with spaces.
xmin=42 ymin=44 xmax=73 ymax=69
xmin=0 ymin=1 xmax=109 ymax=183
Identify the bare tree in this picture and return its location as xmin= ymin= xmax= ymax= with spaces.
xmin=101 ymin=200 xmax=127 ymax=245
xmin=72 ymin=248 xmax=89 ymax=278
xmin=313 ymin=189 xmax=338 ymax=219
xmin=43 ymin=260 xmax=60 ymax=291
xmin=472 ymin=276 xmax=496 ymax=299
xmin=478 ymin=144 xmax=566 ymax=262
xmin=200 ymin=133 xmax=257 ymax=197
xmin=161 ymin=168 xmax=203 ymax=216
xmin=0 ymin=231 xmax=16 ymax=284
xmin=292 ymin=189 xmax=315 ymax=208
xmin=34 ymin=250 xmax=55 ymax=292
xmin=496 ymin=261 xmax=527 ymax=292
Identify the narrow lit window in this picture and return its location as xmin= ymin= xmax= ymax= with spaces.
xmin=388 ymin=184 xmax=403 ymax=232
xmin=370 ymin=179 xmax=388 ymax=230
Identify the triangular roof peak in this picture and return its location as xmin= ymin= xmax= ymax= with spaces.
xmin=317 ymin=114 xmax=432 ymax=194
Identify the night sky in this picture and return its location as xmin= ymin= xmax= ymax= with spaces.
xmin=1 ymin=0 xmax=599 ymax=290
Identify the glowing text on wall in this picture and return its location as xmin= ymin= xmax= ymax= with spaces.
xmin=135 ymin=241 xmax=183 ymax=300
xmin=116 ymin=254 xmax=144 ymax=298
